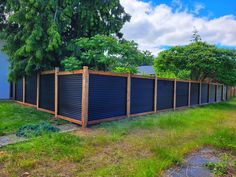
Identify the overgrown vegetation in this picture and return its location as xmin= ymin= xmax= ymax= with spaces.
xmin=154 ymin=30 xmax=236 ymax=86
xmin=16 ymin=122 xmax=59 ymax=138
xmin=206 ymin=153 xmax=236 ymax=176
xmin=0 ymin=98 xmax=235 ymax=176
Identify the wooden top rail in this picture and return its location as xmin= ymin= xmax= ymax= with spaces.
xmin=88 ymin=70 xmax=129 ymax=77
xmin=39 ymin=67 xmax=225 ymax=85
xmin=58 ymin=70 xmax=83 ymax=75
xmin=41 ymin=70 xmax=55 ymax=75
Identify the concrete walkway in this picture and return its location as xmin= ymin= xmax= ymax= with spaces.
xmin=164 ymin=148 xmax=220 ymax=177
xmin=0 ymin=123 xmax=79 ymax=148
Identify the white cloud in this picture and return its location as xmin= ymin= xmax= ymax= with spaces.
xmin=120 ymin=0 xmax=236 ymax=55
xmin=192 ymin=2 xmax=205 ymax=15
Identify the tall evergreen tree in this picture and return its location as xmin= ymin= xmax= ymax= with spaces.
xmin=0 ymin=0 xmax=131 ymax=80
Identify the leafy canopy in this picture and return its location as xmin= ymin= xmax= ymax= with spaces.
xmin=154 ymin=41 xmax=236 ymax=86
xmin=61 ymin=35 xmax=154 ymax=74
xmin=0 ymin=0 xmax=130 ymax=80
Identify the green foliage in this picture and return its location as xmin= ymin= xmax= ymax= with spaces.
xmin=154 ymin=41 xmax=236 ymax=85
xmin=206 ymin=162 xmax=227 ymax=176
xmin=61 ymin=35 xmax=154 ymax=73
xmin=61 ymin=57 xmax=82 ymax=71
xmin=1 ymin=0 xmax=130 ymax=80
xmin=112 ymin=66 xmax=138 ymax=74
xmin=16 ymin=122 xmax=59 ymax=138
xmin=205 ymin=152 xmax=236 ymax=177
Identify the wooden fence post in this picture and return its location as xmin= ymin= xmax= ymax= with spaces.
xmin=36 ymin=73 xmax=40 ymax=109
xmin=188 ymin=81 xmax=191 ymax=107
xmin=23 ymin=76 xmax=26 ymax=103
xmin=127 ymin=73 xmax=131 ymax=117
xmin=199 ymin=82 xmax=202 ymax=105
xmin=173 ymin=79 xmax=176 ymax=110
xmin=82 ymin=66 xmax=89 ymax=128
xmin=55 ymin=67 xmax=59 ymax=117
xmin=154 ymin=76 xmax=157 ymax=112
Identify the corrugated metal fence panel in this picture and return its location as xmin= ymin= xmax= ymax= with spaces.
xmin=131 ymin=78 xmax=154 ymax=114
xmin=217 ymin=85 xmax=222 ymax=102
xmin=39 ymin=74 xmax=55 ymax=111
xmin=190 ymin=83 xmax=199 ymax=106
xmin=201 ymin=83 xmax=208 ymax=104
xmin=176 ymin=82 xmax=189 ymax=108
xmin=10 ymin=82 xmax=13 ymax=98
xmin=209 ymin=84 xmax=216 ymax=103
xmin=58 ymin=74 xmax=82 ymax=120
xmin=15 ymin=78 xmax=23 ymax=101
xmin=157 ymin=80 xmax=174 ymax=110
xmin=25 ymin=75 xmax=37 ymax=105
xmin=88 ymin=74 xmax=127 ymax=121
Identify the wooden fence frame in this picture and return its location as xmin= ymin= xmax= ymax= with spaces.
xmin=12 ymin=66 xmax=235 ymax=127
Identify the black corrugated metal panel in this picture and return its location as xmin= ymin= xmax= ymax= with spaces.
xmin=176 ymin=82 xmax=189 ymax=107
xmin=15 ymin=78 xmax=23 ymax=101
xmin=58 ymin=74 xmax=82 ymax=120
xmin=39 ymin=74 xmax=55 ymax=111
xmin=223 ymin=86 xmax=227 ymax=100
xmin=157 ymin=80 xmax=174 ymax=110
xmin=88 ymin=74 xmax=127 ymax=121
xmin=25 ymin=75 xmax=37 ymax=105
xmin=201 ymin=83 xmax=208 ymax=104
xmin=190 ymin=83 xmax=199 ymax=106
xmin=131 ymin=78 xmax=154 ymax=114
xmin=10 ymin=83 xmax=13 ymax=98
xmin=217 ymin=85 xmax=222 ymax=102
xmin=209 ymin=84 xmax=216 ymax=103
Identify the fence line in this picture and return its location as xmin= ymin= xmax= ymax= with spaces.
xmin=12 ymin=66 xmax=236 ymax=127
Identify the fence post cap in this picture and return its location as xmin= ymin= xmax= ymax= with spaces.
xmin=83 ymin=66 xmax=88 ymax=70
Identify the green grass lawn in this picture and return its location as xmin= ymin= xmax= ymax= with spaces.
xmin=0 ymin=98 xmax=236 ymax=177
xmin=0 ymin=101 xmax=56 ymax=135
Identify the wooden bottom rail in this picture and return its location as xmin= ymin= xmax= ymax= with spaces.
xmin=12 ymin=98 xmax=232 ymax=127
xmin=130 ymin=111 xmax=155 ymax=117
xmin=56 ymin=115 xmax=82 ymax=125
xmin=15 ymin=101 xmax=37 ymax=108
xmin=88 ymin=116 xmax=127 ymax=125
xmin=37 ymin=108 xmax=55 ymax=115
xmin=175 ymin=106 xmax=189 ymax=110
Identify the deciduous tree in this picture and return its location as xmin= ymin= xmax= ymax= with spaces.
xmin=154 ymin=42 xmax=236 ymax=85
xmin=61 ymin=35 xmax=154 ymax=74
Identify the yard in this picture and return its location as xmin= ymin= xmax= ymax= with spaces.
xmin=0 ymin=101 xmax=52 ymax=135
xmin=0 ymin=98 xmax=236 ymax=176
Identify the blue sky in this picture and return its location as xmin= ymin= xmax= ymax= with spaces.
xmin=120 ymin=0 xmax=236 ymax=55
xmin=143 ymin=0 xmax=236 ymax=18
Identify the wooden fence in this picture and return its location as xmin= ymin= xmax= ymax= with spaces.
xmin=12 ymin=66 xmax=236 ymax=127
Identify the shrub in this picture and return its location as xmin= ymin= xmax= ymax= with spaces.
xmin=16 ymin=122 xmax=59 ymax=138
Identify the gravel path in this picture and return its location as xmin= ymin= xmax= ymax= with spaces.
xmin=0 ymin=123 xmax=79 ymax=148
